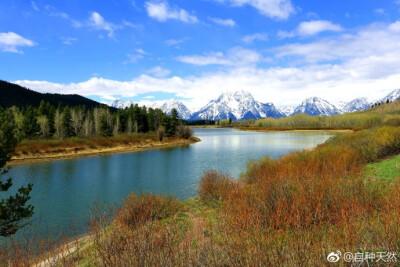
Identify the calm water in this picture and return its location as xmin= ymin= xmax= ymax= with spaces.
xmin=7 ymin=129 xmax=333 ymax=238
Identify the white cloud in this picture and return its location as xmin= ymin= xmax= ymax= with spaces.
xmin=209 ymin=17 xmax=236 ymax=27
xmin=389 ymin=21 xmax=400 ymax=32
xmin=242 ymin=33 xmax=268 ymax=43
xmin=213 ymin=0 xmax=295 ymax=20
xmin=176 ymin=47 xmax=265 ymax=66
xmin=374 ymin=8 xmax=385 ymax=14
xmin=145 ymin=1 xmax=198 ymax=23
xmin=0 ymin=32 xmax=36 ymax=53
xmin=88 ymin=12 xmax=120 ymax=38
xmin=275 ymin=21 xmax=400 ymax=64
xmin=297 ymin=20 xmax=343 ymax=36
xmin=278 ymin=20 xmax=343 ymax=38
xmin=147 ymin=66 xmax=171 ymax=77
xmin=143 ymin=95 xmax=155 ymax=99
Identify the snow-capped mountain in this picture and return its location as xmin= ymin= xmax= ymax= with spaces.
xmin=380 ymin=89 xmax=400 ymax=103
xmin=190 ymin=91 xmax=285 ymax=121
xmin=292 ymin=97 xmax=340 ymax=116
xmin=333 ymin=101 xmax=347 ymax=113
xmin=110 ymin=99 xmax=192 ymax=120
xmin=159 ymin=99 xmax=192 ymax=120
xmin=110 ymin=99 xmax=135 ymax=109
xmin=277 ymin=105 xmax=295 ymax=117
xmin=342 ymin=98 xmax=372 ymax=113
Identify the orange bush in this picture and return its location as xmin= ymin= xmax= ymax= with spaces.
xmin=198 ymin=170 xmax=238 ymax=203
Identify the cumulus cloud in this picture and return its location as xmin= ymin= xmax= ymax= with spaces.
xmin=0 ymin=32 xmax=36 ymax=53
xmin=280 ymin=20 xmax=344 ymax=38
xmin=297 ymin=20 xmax=343 ymax=36
xmin=176 ymin=47 xmax=265 ymax=66
xmin=242 ymin=33 xmax=268 ymax=43
xmin=145 ymin=1 xmax=198 ymax=23
xmin=213 ymin=0 xmax=295 ymax=20
xmin=209 ymin=17 xmax=236 ymax=27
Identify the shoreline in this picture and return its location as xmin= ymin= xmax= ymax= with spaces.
xmin=9 ymin=137 xmax=201 ymax=166
xmin=236 ymin=127 xmax=356 ymax=133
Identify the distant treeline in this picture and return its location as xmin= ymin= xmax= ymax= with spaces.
xmin=186 ymin=120 xmax=216 ymax=126
xmin=0 ymin=100 xmax=185 ymax=140
xmin=246 ymin=113 xmax=383 ymax=129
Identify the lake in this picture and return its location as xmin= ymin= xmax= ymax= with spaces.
xmin=6 ymin=129 xmax=333 ymax=239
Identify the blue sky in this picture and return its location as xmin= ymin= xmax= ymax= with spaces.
xmin=1 ymin=0 xmax=400 ymax=108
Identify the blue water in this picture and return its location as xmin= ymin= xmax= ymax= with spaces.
xmin=6 ymin=129 xmax=333 ymax=238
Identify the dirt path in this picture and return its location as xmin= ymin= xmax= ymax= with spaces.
xmin=34 ymin=236 xmax=91 ymax=267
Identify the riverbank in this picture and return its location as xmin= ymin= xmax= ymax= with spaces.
xmin=10 ymin=136 xmax=201 ymax=166
xmin=236 ymin=126 xmax=361 ymax=133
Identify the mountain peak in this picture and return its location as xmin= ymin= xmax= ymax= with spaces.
xmin=293 ymin=97 xmax=340 ymax=116
xmin=191 ymin=91 xmax=284 ymax=121
xmin=381 ymin=89 xmax=400 ymax=103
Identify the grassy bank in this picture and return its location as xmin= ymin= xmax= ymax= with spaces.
xmin=10 ymin=133 xmax=201 ymax=165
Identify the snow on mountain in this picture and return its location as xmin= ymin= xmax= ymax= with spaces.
xmin=292 ymin=97 xmax=340 ymax=116
xmin=110 ymin=99 xmax=135 ymax=109
xmin=277 ymin=105 xmax=295 ymax=117
xmin=190 ymin=91 xmax=285 ymax=121
xmin=342 ymin=97 xmax=372 ymax=113
xmin=159 ymin=99 xmax=192 ymax=120
xmin=110 ymin=99 xmax=192 ymax=120
xmin=333 ymin=101 xmax=347 ymax=113
xmin=380 ymin=89 xmax=400 ymax=103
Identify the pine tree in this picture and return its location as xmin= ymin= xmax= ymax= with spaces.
xmin=99 ymin=113 xmax=113 ymax=137
xmin=61 ymin=106 xmax=75 ymax=138
xmin=0 ymin=109 xmax=34 ymax=237
xmin=22 ymin=106 xmax=40 ymax=138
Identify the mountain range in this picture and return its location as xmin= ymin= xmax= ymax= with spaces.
xmin=111 ymin=89 xmax=400 ymax=121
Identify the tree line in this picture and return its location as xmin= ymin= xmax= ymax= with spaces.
xmin=2 ymin=100 xmax=184 ymax=140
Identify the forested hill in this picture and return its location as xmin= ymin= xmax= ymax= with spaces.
xmin=0 ymin=80 xmax=104 ymax=109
